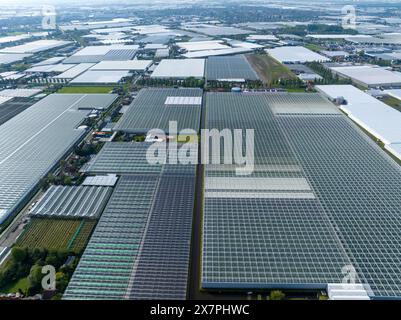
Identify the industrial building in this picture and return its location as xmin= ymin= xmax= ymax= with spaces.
xmin=202 ymin=91 xmax=401 ymax=299
xmin=0 ymin=93 xmax=118 ymax=225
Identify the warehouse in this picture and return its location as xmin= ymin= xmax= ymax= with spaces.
xmin=70 ymin=70 xmax=131 ymax=84
xmin=64 ymin=142 xmax=196 ymax=299
xmin=328 ymin=65 xmax=401 ymax=88
xmin=113 ymin=87 xmax=202 ymax=134
xmin=30 ymin=185 xmax=112 ymax=219
xmin=266 ymin=46 xmax=331 ymax=63
xmin=202 ymin=91 xmax=401 ymax=299
xmin=90 ymin=60 xmax=152 ymax=71
xmin=0 ymin=93 xmax=118 ymax=225
xmin=151 ymin=59 xmax=205 ymax=79
xmin=205 ymin=55 xmax=259 ymax=81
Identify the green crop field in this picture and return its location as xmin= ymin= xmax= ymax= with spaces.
xmin=246 ymin=54 xmax=296 ymax=85
xmin=304 ymin=43 xmax=324 ymax=52
xmin=57 ymin=86 xmax=116 ymax=94
xmin=16 ymin=218 xmax=96 ymax=253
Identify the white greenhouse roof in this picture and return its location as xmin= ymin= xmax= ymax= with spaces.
xmin=70 ymin=70 xmax=130 ymax=84
xmin=183 ymin=47 xmax=251 ymax=58
xmin=0 ymin=40 xmax=71 ymax=54
xmin=33 ymin=56 xmax=66 ymax=66
xmin=82 ymin=174 xmax=118 ymax=187
xmin=229 ymin=40 xmax=264 ymax=49
xmin=384 ymin=89 xmax=401 ymax=100
xmin=266 ymin=46 xmax=331 ymax=63
xmin=144 ymin=43 xmax=168 ymax=50
xmin=151 ymin=59 xmax=205 ymax=78
xmin=177 ymin=40 xmax=229 ymax=52
xmin=330 ymin=65 xmax=401 ymax=87
xmin=165 ymin=96 xmax=202 ymax=105
xmin=26 ymin=64 xmax=75 ymax=73
xmin=316 ymin=85 xmax=401 ymax=147
xmin=247 ymin=34 xmax=279 ymax=41
xmin=0 ymin=53 xmax=32 ymax=65
xmin=0 ymin=96 xmax=13 ymax=106
xmin=90 ymin=60 xmax=152 ymax=71
xmin=0 ymin=88 xmax=43 ymax=98
xmin=72 ymin=45 xmax=139 ymax=56
xmin=53 ymin=63 xmax=95 ymax=79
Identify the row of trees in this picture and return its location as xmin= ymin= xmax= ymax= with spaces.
xmin=138 ymin=77 xmax=205 ymax=88
xmin=279 ymin=24 xmax=358 ymax=37
xmin=306 ymin=62 xmax=353 ymax=85
xmin=271 ymin=78 xmax=304 ymax=89
xmin=207 ymin=80 xmax=264 ymax=90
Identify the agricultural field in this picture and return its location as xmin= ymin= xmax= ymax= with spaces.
xmin=304 ymin=43 xmax=324 ymax=52
xmin=246 ymin=54 xmax=296 ymax=85
xmin=57 ymin=86 xmax=117 ymax=94
xmin=16 ymin=218 xmax=96 ymax=253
